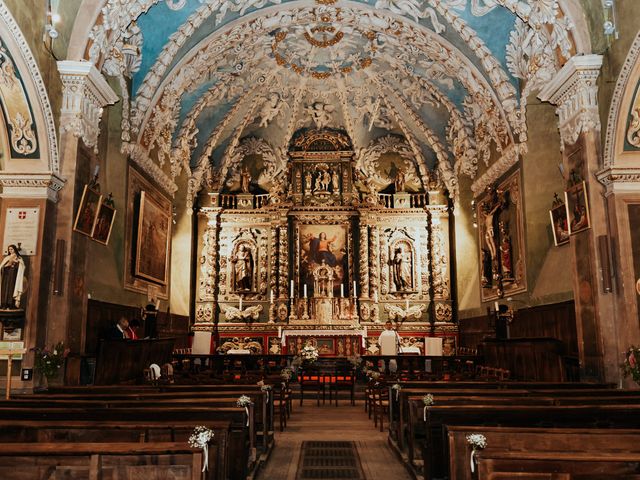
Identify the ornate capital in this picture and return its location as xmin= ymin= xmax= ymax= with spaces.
xmin=0 ymin=172 xmax=66 ymax=202
xmin=596 ymin=166 xmax=640 ymax=196
xmin=538 ymin=55 xmax=603 ymax=148
xmin=57 ymin=61 xmax=119 ymax=152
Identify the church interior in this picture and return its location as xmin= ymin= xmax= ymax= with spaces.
xmin=0 ymin=0 xmax=640 ymax=478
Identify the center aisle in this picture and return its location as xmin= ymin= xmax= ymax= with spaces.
xmin=256 ymin=399 xmax=413 ymax=480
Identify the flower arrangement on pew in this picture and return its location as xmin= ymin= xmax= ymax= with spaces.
xmin=31 ymin=341 xmax=70 ymax=380
xmin=391 ymin=383 xmax=402 ymax=400
xmin=466 ymin=433 xmax=487 ymax=473
xmin=257 ymin=380 xmax=272 ymax=403
xmin=188 ymin=426 xmax=214 ymax=472
xmin=621 ymin=346 xmax=640 ymax=385
xmin=237 ymin=395 xmax=253 ymax=426
xmin=422 ymin=393 xmax=434 ymax=421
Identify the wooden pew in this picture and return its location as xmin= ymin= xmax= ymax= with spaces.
xmin=0 ymin=442 xmax=209 ymax=480
xmin=0 ymin=406 xmax=252 ymax=480
xmin=0 ymin=419 xmax=231 ymax=480
xmin=475 ymin=451 xmax=640 ymax=480
xmin=448 ymin=426 xmax=640 ymax=480
xmin=417 ymin=404 xmax=640 ymax=480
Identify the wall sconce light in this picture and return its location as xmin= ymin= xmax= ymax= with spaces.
xmin=44 ymin=0 xmax=60 ymax=40
xmin=602 ymin=0 xmax=619 ymax=41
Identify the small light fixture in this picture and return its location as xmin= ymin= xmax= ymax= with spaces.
xmin=602 ymin=0 xmax=619 ymax=40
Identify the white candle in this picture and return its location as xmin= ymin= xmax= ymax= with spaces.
xmin=290 ymin=280 xmax=294 ymax=298
xmin=239 ymin=296 xmax=243 ymax=309
xmin=156 ymin=299 xmax=160 ymax=310
xmin=494 ymin=301 xmax=499 ymax=311
xmin=353 ymin=280 xmax=357 ymax=298
xmin=270 ymin=291 xmax=274 ymax=304
xmin=340 ymin=284 xmax=344 ymax=298
xmin=278 ymin=326 xmax=282 ymax=338
xmin=364 ymin=326 xmax=368 ymax=336
xmin=374 ymin=292 xmax=378 ymax=303
xmin=405 ymin=298 xmax=409 ymax=310
xmin=303 ymin=284 xmax=307 ymax=298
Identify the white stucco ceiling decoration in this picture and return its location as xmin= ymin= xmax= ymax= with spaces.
xmin=83 ymin=0 xmax=578 ymax=205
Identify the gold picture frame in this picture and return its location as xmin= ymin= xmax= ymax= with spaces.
xmin=73 ymin=185 xmax=102 ymax=236
xmin=91 ymin=201 xmax=116 ymax=245
xmin=134 ymin=190 xmax=172 ymax=285
xmin=565 ymin=181 xmax=591 ymax=235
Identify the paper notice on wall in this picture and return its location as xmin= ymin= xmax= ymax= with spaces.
xmin=3 ymin=207 xmax=40 ymax=255
xmin=0 ymin=341 xmax=25 ymax=360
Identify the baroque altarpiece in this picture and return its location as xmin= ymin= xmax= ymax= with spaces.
xmin=192 ymin=130 xmax=456 ymax=356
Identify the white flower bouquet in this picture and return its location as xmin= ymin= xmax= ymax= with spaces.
xmin=466 ymin=433 xmax=487 ymax=473
xmin=188 ymin=426 xmax=214 ymax=472
xmin=423 ymin=393 xmax=434 ymax=421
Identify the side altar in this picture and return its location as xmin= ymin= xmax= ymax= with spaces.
xmin=191 ymin=129 xmax=457 ymax=357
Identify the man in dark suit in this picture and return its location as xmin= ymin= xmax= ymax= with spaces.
xmin=106 ymin=317 xmax=130 ymax=340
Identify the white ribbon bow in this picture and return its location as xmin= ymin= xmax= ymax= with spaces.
xmin=202 ymin=444 xmax=209 ymax=472
xmin=245 ymin=406 xmax=250 ymax=426
xmin=470 ymin=449 xmax=476 ymax=473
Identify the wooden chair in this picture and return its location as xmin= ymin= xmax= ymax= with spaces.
xmin=372 ymin=382 xmax=390 ymax=432
xmin=272 ymin=385 xmax=288 ymax=432
xmin=328 ymin=372 xmax=356 ymax=406
xmin=299 ymin=372 xmax=323 ymax=406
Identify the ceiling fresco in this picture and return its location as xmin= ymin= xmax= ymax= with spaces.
xmin=85 ymin=0 xmax=579 ymax=205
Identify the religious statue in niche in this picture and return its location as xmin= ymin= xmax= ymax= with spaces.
xmin=231 ymin=243 xmax=254 ymax=292
xmin=391 ymin=245 xmax=413 ymax=292
xmin=313 ymin=260 xmax=335 ymax=297
xmin=240 ymin=166 xmax=251 ymax=193
xmin=315 ymin=169 xmax=332 ymax=192
xmin=394 ymin=170 xmax=406 ymax=193
xmin=0 ymin=244 xmax=25 ymax=310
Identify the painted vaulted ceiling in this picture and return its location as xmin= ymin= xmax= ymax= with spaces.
xmin=85 ymin=0 xmax=580 ymax=206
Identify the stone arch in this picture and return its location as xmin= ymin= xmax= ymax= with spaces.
xmin=0 ymin=2 xmax=60 ymax=183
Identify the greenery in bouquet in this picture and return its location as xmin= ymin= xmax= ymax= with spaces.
xmin=621 ymin=346 xmax=640 ymax=383
xmin=300 ymin=344 xmax=319 ymax=363
xmin=31 ymin=341 xmax=69 ymax=379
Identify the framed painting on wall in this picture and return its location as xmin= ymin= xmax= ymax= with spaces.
xmin=124 ymin=165 xmax=171 ymax=299
xmin=549 ymin=203 xmax=570 ymax=246
xmin=73 ymin=185 xmax=101 ymax=236
xmin=565 ymin=181 xmax=590 ymax=235
xmin=91 ymin=201 xmax=116 ymax=245
xmin=135 ymin=190 xmax=171 ymax=285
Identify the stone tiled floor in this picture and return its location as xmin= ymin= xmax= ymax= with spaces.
xmin=256 ymin=398 xmax=413 ymax=480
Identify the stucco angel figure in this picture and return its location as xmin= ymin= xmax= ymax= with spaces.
xmin=0 ymin=244 xmax=25 ymax=310
xmin=220 ymin=304 xmax=263 ymax=322
xmin=307 ymin=102 xmax=334 ymax=129
xmin=257 ymin=92 xmax=283 ymax=128
xmin=374 ymin=0 xmax=446 ymax=33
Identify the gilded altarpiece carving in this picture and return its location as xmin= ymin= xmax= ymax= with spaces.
xmin=193 ymin=129 xmax=456 ymax=354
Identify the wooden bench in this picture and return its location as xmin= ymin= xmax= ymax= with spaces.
xmin=448 ymin=426 xmax=640 ymax=480
xmin=0 ymin=442 xmax=209 ymax=480
xmin=0 ymin=419 xmax=232 ymax=480
xmin=475 ymin=450 xmax=640 ymax=480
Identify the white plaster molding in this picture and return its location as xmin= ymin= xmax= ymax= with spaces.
xmin=603 ymin=32 xmax=640 ymax=169
xmin=596 ymin=166 xmax=640 ymax=196
xmin=470 ymin=143 xmax=522 ymax=197
xmin=0 ymin=172 xmax=66 ymax=202
xmin=57 ymin=61 xmax=119 ymax=153
xmin=538 ymin=54 xmax=603 ymax=148
xmin=0 ymin=2 xmax=60 ymax=174
xmin=123 ymin=142 xmax=178 ymax=195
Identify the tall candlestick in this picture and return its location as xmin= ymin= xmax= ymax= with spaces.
xmin=340 ymin=284 xmax=344 ymax=298
xmin=303 ymin=284 xmax=307 ymax=298
xmin=239 ymin=296 xmax=243 ymax=309
xmin=353 ymin=280 xmax=357 ymax=298
xmin=290 ymin=280 xmax=294 ymax=298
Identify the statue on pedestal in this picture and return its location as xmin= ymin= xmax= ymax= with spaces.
xmin=0 ymin=245 xmax=25 ymax=310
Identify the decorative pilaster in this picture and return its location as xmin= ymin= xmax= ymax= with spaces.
xmin=538 ymin=55 xmax=603 ymax=148
xmin=368 ymin=225 xmax=380 ymax=300
xmin=57 ymin=61 xmax=119 ymax=153
xmin=359 ymin=223 xmax=370 ymax=298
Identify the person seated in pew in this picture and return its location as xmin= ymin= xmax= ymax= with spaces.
xmin=126 ymin=317 xmax=140 ymax=340
xmin=105 ymin=317 xmax=131 ymax=340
